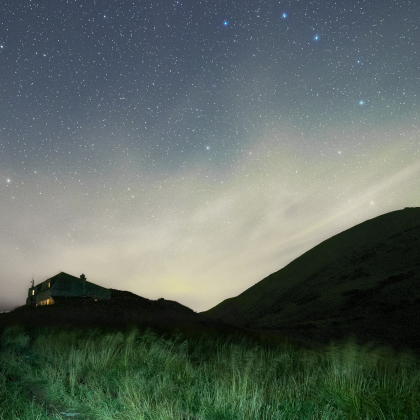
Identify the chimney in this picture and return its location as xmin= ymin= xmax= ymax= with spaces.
xmin=80 ymin=274 xmax=86 ymax=297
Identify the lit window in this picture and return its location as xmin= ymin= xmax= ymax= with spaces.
xmin=32 ymin=290 xmax=34 ymax=295
xmin=48 ymin=282 xmax=50 ymax=288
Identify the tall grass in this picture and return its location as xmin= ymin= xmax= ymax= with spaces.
xmin=0 ymin=323 xmax=419 ymax=419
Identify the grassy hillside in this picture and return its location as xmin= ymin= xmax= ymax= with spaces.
xmin=1 ymin=323 xmax=419 ymax=419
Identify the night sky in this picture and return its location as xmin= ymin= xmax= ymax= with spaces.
xmin=1 ymin=0 xmax=419 ymax=312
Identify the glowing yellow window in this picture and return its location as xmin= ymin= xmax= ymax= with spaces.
xmin=32 ymin=290 xmax=34 ymax=295
xmin=48 ymin=282 xmax=50 ymax=288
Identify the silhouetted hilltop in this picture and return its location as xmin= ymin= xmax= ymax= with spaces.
xmin=0 ymin=287 xmax=251 ymax=343
xmin=199 ymin=207 xmax=420 ymax=355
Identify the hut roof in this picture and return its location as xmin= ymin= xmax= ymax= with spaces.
xmin=46 ymin=272 xmax=80 ymax=283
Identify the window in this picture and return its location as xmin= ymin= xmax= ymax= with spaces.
xmin=48 ymin=282 xmax=50 ymax=288
xmin=32 ymin=290 xmax=34 ymax=296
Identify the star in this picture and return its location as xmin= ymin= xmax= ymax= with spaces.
xmin=359 ymin=100 xmax=365 ymax=106
xmin=223 ymin=20 xmax=229 ymax=27
xmin=282 ymin=13 xmax=287 ymax=19
xmin=314 ymin=35 xmax=319 ymax=41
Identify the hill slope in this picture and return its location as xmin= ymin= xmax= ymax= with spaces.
xmin=199 ymin=207 xmax=420 ymax=354
xmin=0 ymin=288 xmax=250 ymax=341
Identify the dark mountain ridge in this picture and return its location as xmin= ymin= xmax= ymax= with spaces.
xmin=198 ymin=207 xmax=420 ymax=355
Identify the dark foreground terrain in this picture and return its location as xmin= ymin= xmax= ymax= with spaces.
xmin=0 ymin=290 xmax=252 ymax=346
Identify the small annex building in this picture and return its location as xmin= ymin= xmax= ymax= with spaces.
xmin=26 ymin=272 xmax=111 ymax=307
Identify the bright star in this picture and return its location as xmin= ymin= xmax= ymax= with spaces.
xmin=206 ymin=146 xmax=210 ymax=150
xmin=359 ymin=100 xmax=365 ymax=106
xmin=314 ymin=35 xmax=319 ymax=41
xmin=282 ymin=13 xmax=287 ymax=19
xmin=223 ymin=20 xmax=229 ymax=27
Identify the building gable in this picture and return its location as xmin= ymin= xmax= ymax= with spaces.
xmin=26 ymin=272 xmax=111 ymax=307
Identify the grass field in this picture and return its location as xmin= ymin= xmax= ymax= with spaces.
xmin=0 ymin=323 xmax=419 ymax=419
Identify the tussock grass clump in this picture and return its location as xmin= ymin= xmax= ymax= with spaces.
xmin=0 ymin=323 xmax=419 ymax=419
